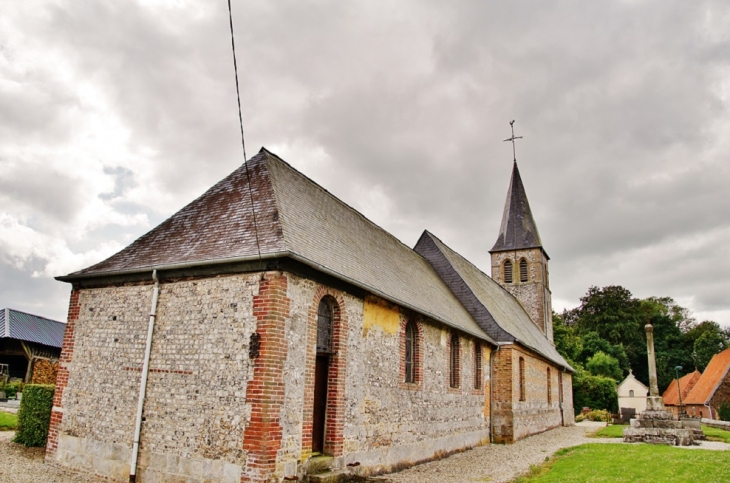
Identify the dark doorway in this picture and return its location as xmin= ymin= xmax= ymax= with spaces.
xmin=312 ymin=299 xmax=334 ymax=454
xmin=312 ymin=354 xmax=329 ymax=453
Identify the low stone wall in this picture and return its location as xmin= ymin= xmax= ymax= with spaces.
xmin=701 ymin=418 xmax=730 ymax=430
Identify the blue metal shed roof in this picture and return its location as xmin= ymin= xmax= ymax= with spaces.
xmin=1 ymin=308 xmax=65 ymax=348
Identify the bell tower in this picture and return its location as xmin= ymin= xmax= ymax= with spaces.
xmin=490 ymin=160 xmax=553 ymax=340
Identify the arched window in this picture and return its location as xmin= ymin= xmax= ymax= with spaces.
xmin=316 ymin=299 xmax=333 ymax=353
xmin=449 ymin=332 xmax=460 ymax=388
xmin=474 ymin=341 xmax=482 ymax=390
xmin=519 ymin=258 xmax=528 ymax=283
xmin=519 ymin=357 xmax=526 ymax=401
xmin=629 ymin=390 xmax=634 ymax=398
xmin=504 ymin=260 xmax=513 ymax=284
xmin=547 ymin=368 xmax=552 ymax=404
xmin=404 ymin=321 xmax=417 ymax=383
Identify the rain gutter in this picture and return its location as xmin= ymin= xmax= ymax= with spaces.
xmin=129 ymin=270 xmax=160 ymax=483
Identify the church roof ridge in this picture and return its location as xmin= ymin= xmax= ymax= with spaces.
xmin=490 ymin=161 xmax=546 ymax=256
xmin=416 ymin=230 xmax=572 ymax=371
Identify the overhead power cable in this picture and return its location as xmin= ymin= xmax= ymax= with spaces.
xmin=227 ymin=0 xmax=262 ymax=259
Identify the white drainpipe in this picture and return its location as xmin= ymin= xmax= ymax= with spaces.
xmin=704 ymin=402 xmax=714 ymax=420
xmin=129 ymin=270 xmax=160 ymax=483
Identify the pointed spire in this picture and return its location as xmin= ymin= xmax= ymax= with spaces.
xmin=490 ymin=161 xmax=544 ymax=253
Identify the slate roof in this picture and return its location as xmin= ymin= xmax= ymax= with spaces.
xmin=415 ymin=231 xmax=572 ymax=371
xmin=1 ymin=308 xmax=65 ymax=348
xmin=662 ymin=370 xmax=701 ymax=406
xmin=490 ymin=161 xmax=546 ymax=256
xmin=684 ymin=348 xmax=730 ymax=405
xmin=60 ymin=148 xmax=494 ymax=342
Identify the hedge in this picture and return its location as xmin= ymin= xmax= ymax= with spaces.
xmin=13 ymin=384 xmax=55 ymax=447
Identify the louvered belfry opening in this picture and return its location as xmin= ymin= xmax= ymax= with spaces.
xmin=504 ymin=260 xmax=513 ymax=284
xmin=519 ymin=258 xmax=528 ymax=283
xmin=404 ymin=321 xmax=416 ymax=383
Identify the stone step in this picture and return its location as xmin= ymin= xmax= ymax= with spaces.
xmin=307 ymin=455 xmax=334 ymax=474
xmin=307 ymin=469 xmax=350 ymax=483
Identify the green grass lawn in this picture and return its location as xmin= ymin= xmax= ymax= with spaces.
xmin=702 ymin=425 xmax=730 ymax=443
xmin=513 ymin=444 xmax=730 ymax=483
xmin=0 ymin=411 xmax=18 ymax=430
xmin=592 ymin=424 xmax=624 ymax=438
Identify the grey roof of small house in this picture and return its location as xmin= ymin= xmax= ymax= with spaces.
xmin=60 ymin=148 xmax=494 ymax=343
xmin=0 ymin=308 xmax=65 ymax=348
xmin=415 ymin=232 xmax=572 ymax=370
xmin=491 ymin=161 xmax=546 ymax=256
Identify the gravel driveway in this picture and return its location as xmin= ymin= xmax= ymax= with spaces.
xmin=0 ymin=431 xmax=105 ymax=483
xmin=1 ymin=421 xmax=726 ymax=483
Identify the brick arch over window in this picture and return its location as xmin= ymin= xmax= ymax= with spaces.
xmin=504 ymin=260 xmax=513 ymax=284
xmin=303 ymin=287 xmax=348 ymax=457
xmin=400 ymin=318 xmax=423 ymax=388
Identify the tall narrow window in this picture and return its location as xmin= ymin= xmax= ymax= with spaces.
xmin=519 ymin=357 xmax=526 ymax=401
xmin=316 ymin=299 xmax=333 ymax=353
xmin=547 ymin=368 xmax=552 ymax=404
xmin=474 ymin=342 xmax=482 ymax=389
xmin=558 ymin=372 xmax=563 ymax=404
xmin=405 ymin=321 xmax=416 ymax=383
xmin=504 ymin=260 xmax=513 ymax=284
xmin=629 ymin=390 xmax=634 ymax=398
xmin=450 ymin=333 xmax=460 ymax=388
xmin=519 ymin=258 xmax=528 ymax=282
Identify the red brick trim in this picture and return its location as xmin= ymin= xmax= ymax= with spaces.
xmin=46 ymin=287 xmax=81 ymax=458
xmin=398 ymin=318 xmax=423 ymax=391
xmin=302 ymin=286 xmax=348 ymax=457
xmin=241 ymin=273 xmax=291 ymax=483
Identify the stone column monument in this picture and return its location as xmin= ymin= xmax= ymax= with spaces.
xmin=623 ymin=322 xmax=703 ymax=445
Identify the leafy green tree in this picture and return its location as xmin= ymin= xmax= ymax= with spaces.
xmin=573 ymin=286 xmax=643 ymax=347
xmin=577 ymin=332 xmax=630 ymax=376
xmin=572 ymin=369 xmax=618 ymax=415
xmin=693 ymin=329 xmax=728 ymax=372
xmin=586 ymin=351 xmax=623 ymax=381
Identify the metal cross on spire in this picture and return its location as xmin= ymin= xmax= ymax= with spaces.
xmin=503 ymin=119 xmax=523 ymax=163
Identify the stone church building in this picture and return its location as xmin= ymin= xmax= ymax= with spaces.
xmin=47 ymin=148 xmax=573 ymax=482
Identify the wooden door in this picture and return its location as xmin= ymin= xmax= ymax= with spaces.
xmin=312 ymin=354 xmax=329 ymax=453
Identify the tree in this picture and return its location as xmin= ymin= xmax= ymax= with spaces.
xmin=573 ymin=286 xmax=643 ymax=347
xmin=572 ymin=369 xmax=618 ymax=415
xmin=586 ymin=351 xmax=622 ymax=381
xmin=693 ymin=329 xmax=728 ymax=372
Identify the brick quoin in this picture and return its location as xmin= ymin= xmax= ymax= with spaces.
xmin=46 ymin=287 xmax=80 ymax=459
xmin=241 ymin=273 xmax=291 ymax=483
xmin=302 ymin=286 xmax=348 ymax=458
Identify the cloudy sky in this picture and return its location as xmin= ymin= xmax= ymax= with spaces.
xmin=1 ymin=0 xmax=729 ymax=327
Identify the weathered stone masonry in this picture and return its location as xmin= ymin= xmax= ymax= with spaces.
xmin=48 ymin=271 xmax=494 ymax=482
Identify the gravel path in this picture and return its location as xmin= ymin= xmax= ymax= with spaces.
xmin=0 ymin=431 xmax=105 ymax=483
xmin=0 ymin=421 xmax=726 ymax=483
xmin=369 ymin=422 xmax=730 ymax=483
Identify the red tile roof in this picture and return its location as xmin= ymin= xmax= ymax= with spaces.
xmin=684 ymin=348 xmax=730 ymax=405
xmin=662 ymin=370 xmax=701 ymax=406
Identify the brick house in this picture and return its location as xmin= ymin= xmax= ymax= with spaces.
xmin=683 ymin=348 xmax=730 ymax=419
xmin=662 ymin=370 xmax=701 ymax=417
xmin=47 ymin=148 xmax=573 ymax=482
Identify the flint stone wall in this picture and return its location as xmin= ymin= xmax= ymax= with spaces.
xmin=53 ymin=274 xmax=260 ymax=482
